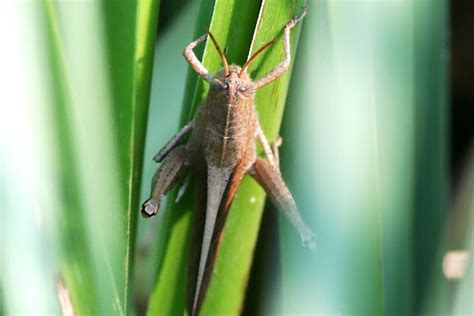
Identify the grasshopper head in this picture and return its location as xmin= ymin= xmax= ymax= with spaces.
xmin=210 ymin=65 xmax=255 ymax=100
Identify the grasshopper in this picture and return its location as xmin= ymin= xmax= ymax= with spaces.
xmin=141 ymin=7 xmax=314 ymax=315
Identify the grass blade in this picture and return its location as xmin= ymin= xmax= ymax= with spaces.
xmin=39 ymin=1 xmax=159 ymax=314
xmin=269 ymin=1 xmax=447 ymax=314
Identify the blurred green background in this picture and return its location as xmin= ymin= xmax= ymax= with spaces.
xmin=1 ymin=0 xmax=472 ymax=315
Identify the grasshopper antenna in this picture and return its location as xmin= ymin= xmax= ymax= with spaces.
xmin=207 ymin=31 xmax=230 ymax=77
xmin=239 ymin=40 xmax=275 ymax=76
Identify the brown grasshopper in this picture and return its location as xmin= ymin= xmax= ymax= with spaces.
xmin=141 ymin=7 xmax=314 ymax=315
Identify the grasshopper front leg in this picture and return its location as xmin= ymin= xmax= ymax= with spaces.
xmin=254 ymin=7 xmax=307 ymax=89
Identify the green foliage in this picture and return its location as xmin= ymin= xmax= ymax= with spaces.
xmin=40 ymin=0 xmax=159 ymax=314
xmin=3 ymin=1 xmax=465 ymax=316
xmin=246 ymin=1 xmax=450 ymax=315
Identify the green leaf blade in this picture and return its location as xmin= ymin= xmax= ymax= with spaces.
xmin=40 ymin=0 xmax=159 ymax=314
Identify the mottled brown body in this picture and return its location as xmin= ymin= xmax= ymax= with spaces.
xmin=189 ymin=67 xmax=257 ymax=169
xmin=141 ymin=7 xmax=313 ymax=316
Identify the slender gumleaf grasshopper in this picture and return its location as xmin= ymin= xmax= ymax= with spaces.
xmin=142 ymin=7 xmax=314 ymax=315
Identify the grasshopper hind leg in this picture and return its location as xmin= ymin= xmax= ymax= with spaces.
xmin=249 ymin=157 xmax=316 ymax=249
xmin=141 ymin=146 xmax=188 ymax=218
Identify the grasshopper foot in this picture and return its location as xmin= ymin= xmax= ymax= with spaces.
xmin=141 ymin=199 xmax=160 ymax=218
xmin=288 ymin=5 xmax=308 ymax=29
xmin=301 ymin=230 xmax=317 ymax=251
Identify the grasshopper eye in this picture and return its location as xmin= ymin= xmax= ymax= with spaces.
xmin=210 ymin=80 xmax=226 ymax=90
xmin=239 ymin=86 xmax=254 ymax=96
